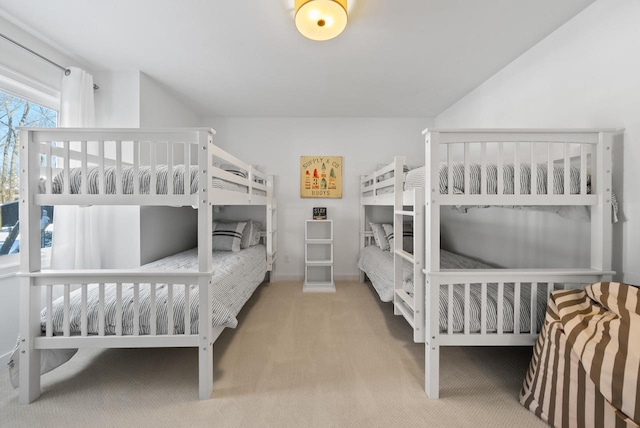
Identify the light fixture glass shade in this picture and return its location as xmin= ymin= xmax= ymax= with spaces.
xmin=295 ymin=0 xmax=348 ymax=41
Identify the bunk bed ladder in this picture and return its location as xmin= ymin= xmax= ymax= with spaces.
xmin=392 ymin=157 xmax=425 ymax=343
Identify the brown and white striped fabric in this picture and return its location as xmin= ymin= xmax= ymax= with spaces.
xmin=520 ymin=282 xmax=640 ymax=428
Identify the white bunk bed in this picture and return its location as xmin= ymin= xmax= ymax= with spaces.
xmin=422 ymin=128 xmax=620 ymax=399
xmin=16 ymin=128 xmax=277 ymax=404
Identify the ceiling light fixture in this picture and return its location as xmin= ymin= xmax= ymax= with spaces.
xmin=294 ymin=0 xmax=348 ymax=41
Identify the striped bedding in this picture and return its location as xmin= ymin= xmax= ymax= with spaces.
xmin=41 ymin=245 xmax=267 ymax=335
xmin=520 ymin=282 xmax=640 ymax=428
xmin=404 ymin=162 xmax=584 ymax=195
xmin=40 ymin=164 xmax=266 ymax=196
xmin=357 ymin=245 xmax=556 ymax=333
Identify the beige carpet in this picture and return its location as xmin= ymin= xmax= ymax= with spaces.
xmin=0 ymin=281 xmax=546 ymax=427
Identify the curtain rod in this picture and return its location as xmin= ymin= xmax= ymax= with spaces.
xmin=0 ymin=31 xmax=99 ymax=90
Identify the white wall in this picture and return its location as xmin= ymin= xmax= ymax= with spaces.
xmin=140 ymin=73 xmax=201 ymax=128
xmin=434 ymin=0 xmax=638 ymax=284
xmin=203 ymin=117 xmax=431 ymax=280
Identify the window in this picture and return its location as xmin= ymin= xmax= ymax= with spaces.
xmin=0 ymin=89 xmax=57 ymax=256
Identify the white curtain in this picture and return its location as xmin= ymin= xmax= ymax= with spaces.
xmin=50 ymin=67 xmax=102 ymax=269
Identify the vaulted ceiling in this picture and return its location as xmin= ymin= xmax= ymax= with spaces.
xmin=0 ymin=0 xmax=595 ymax=117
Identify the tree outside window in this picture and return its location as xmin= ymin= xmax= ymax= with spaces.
xmin=0 ymin=90 xmax=57 ymax=255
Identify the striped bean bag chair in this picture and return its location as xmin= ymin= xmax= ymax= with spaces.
xmin=520 ymin=282 xmax=640 ymax=428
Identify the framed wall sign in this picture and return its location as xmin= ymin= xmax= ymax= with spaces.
xmin=300 ymin=156 xmax=342 ymax=198
xmin=313 ymin=207 xmax=327 ymax=219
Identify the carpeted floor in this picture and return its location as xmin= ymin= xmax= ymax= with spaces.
xmin=0 ymin=281 xmax=546 ymax=427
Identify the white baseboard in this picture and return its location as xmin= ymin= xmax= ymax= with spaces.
xmin=335 ymin=274 xmax=360 ymax=281
xmin=271 ymin=274 xmax=303 ymax=282
xmin=271 ymin=274 xmax=361 ymax=282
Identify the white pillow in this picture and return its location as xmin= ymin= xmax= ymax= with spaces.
xmin=369 ymin=222 xmax=391 ymax=251
xmin=212 ymin=221 xmax=246 ymax=252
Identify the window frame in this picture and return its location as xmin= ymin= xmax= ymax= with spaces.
xmin=0 ymin=65 xmax=59 ymax=269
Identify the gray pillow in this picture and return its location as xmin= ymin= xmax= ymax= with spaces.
xmin=240 ymin=220 xmax=262 ymax=249
xmin=212 ymin=221 xmax=246 ymax=252
xmin=369 ymin=222 xmax=391 ymax=251
xmin=249 ymin=220 xmax=262 ymax=246
xmin=382 ymin=223 xmax=414 ymax=253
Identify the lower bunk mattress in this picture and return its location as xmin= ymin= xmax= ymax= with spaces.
xmin=357 ymin=245 xmax=555 ymax=334
xmin=520 ymin=282 xmax=640 ymax=428
xmin=44 ymin=244 xmax=267 ymax=335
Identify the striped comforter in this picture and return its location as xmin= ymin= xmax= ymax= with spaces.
xmin=520 ymin=282 xmax=640 ymax=428
xmin=404 ymin=162 xmax=584 ymax=195
xmin=41 ymin=164 xmax=266 ymax=196
xmin=357 ymin=245 xmax=549 ymax=333
xmin=41 ymin=245 xmax=267 ymax=335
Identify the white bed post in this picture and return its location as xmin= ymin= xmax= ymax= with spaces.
xmin=198 ymin=130 xmax=214 ymax=400
xmin=393 ymin=157 xmax=405 ymax=316
xmin=359 ymin=175 xmax=366 ymax=283
xmin=18 ymin=129 xmax=43 ymax=404
xmin=413 ymin=188 xmax=425 ymax=343
xmin=590 ymin=131 xmax=614 ymax=275
xmin=267 ymin=175 xmax=276 ymax=280
xmin=424 ymin=129 xmax=441 ymax=399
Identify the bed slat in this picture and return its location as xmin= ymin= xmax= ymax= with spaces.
xmin=63 ymin=141 xmax=70 ymax=195
xmin=480 ymin=143 xmax=487 ymax=195
xmin=116 ymin=283 xmax=123 ymax=336
xmin=497 ymin=143 xmax=504 ymax=195
xmin=150 ymin=142 xmax=156 ymax=196
xmin=531 ymin=143 xmax=537 ymax=195
xmin=580 ymin=144 xmax=588 ymax=195
xmin=63 ymin=284 xmax=70 ymax=336
xmin=514 ymin=282 xmax=521 ymax=335
xmin=547 ymin=143 xmax=553 ymax=195
xmin=133 ymin=141 xmax=139 ymax=195
xmin=447 ymin=284 xmax=453 ymax=335
xmin=464 ymin=283 xmax=470 ymax=335
xmin=168 ymin=142 xmax=174 ymax=196
xmin=447 ymin=145 xmax=453 ymax=195
xmin=115 ymin=140 xmax=122 ymax=195
xmin=46 ymin=285 xmax=53 ymax=337
xmin=81 ymin=284 xmax=88 ymax=336
xmin=464 ymin=143 xmax=470 ymax=195
xmin=168 ymin=284 xmax=174 ymax=335
xmin=514 ymin=142 xmax=521 ymax=196
xmin=99 ymin=283 xmax=105 ymax=336
xmin=81 ymin=141 xmax=88 ymax=195
xmin=98 ymin=140 xmax=105 ymax=194
xmin=497 ymin=282 xmax=504 ymax=334
xmin=481 ymin=282 xmax=487 ymax=335
xmin=564 ymin=143 xmax=570 ymax=195
xmin=45 ymin=142 xmax=52 ymax=195
xmin=133 ymin=283 xmax=140 ymax=336
xmin=150 ymin=283 xmax=157 ymax=336
xmin=531 ymin=282 xmax=538 ymax=334
xmin=185 ymin=284 xmax=191 ymax=335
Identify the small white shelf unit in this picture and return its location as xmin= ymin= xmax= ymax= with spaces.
xmin=303 ymin=219 xmax=335 ymax=292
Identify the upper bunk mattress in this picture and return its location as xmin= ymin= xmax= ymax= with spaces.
xmin=41 ymin=245 xmax=267 ymax=336
xmin=404 ymin=163 xmax=583 ymax=195
xmin=40 ymin=164 xmax=266 ymax=196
